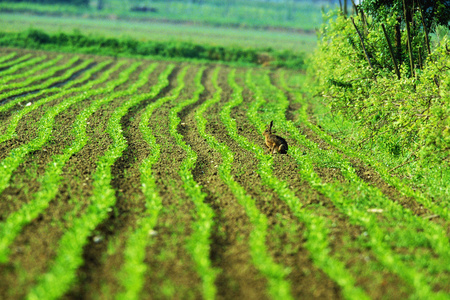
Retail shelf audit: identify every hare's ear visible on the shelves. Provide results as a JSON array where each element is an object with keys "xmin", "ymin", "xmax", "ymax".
[{"xmin": 269, "ymin": 121, "xmax": 273, "ymax": 131}]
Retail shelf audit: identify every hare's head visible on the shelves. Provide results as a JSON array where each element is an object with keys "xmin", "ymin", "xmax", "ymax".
[{"xmin": 263, "ymin": 121, "xmax": 273, "ymax": 137}]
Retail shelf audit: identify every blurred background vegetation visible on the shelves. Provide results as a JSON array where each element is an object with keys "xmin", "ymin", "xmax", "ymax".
[{"xmin": 0, "ymin": 0, "xmax": 339, "ymax": 67}]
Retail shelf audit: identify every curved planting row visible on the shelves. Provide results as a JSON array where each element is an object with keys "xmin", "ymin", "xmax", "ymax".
[
  {"xmin": 26, "ymin": 61, "xmax": 165, "ymax": 300},
  {"xmin": 0, "ymin": 59, "xmax": 113, "ymax": 143},
  {"xmin": 116, "ymin": 64, "xmax": 183, "ymax": 300},
  {"xmin": 196, "ymin": 67, "xmax": 293, "ymax": 299},
  {"xmin": 0, "ymin": 55, "xmax": 87, "ymax": 101},
  {"xmin": 248, "ymin": 70, "xmax": 449, "ymax": 298},
  {"xmin": 237, "ymin": 70, "xmax": 369, "ymax": 299},
  {"xmin": 279, "ymin": 71, "xmax": 450, "ymax": 223},
  {"xmin": 0, "ymin": 53, "xmax": 32, "ymax": 70},
  {"xmin": 168, "ymin": 67, "xmax": 218, "ymax": 300},
  {"xmin": 0, "ymin": 59, "xmax": 128, "ymax": 196},
  {"xmin": 0, "ymin": 48, "xmax": 448, "ymax": 299},
  {"xmin": 0, "ymin": 60, "xmax": 135, "ymax": 263},
  {"xmin": 0, "ymin": 55, "xmax": 47, "ymax": 81},
  {"xmin": 0, "ymin": 52, "xmax": 18, "ymax": 65}
]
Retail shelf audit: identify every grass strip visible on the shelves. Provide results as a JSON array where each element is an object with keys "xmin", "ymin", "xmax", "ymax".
[
  {"xmin": 116, "ymin": 64, "xmax": 184, "ymax": 300},
  {"xmin": 168, "ymin": 66, "xmax": 217, "ymax": 300},
  {"xmin": 0, "ymin": 54, "xmax": 47, "ymax": 80},
  {"xmin": 225, "ymin": 69, "xmax": 368, "ymax": 300},
  {"xmin": 197, "ymin": 67, "xmax": 293, "ymax": 299},
  {"xmin": 0, "ymin": 60, "xmax": 137, "ymax": 263},
  {"xmin": 254, "ymin": 70, "xmax": 449, "ymax": 299},
  {"xmin": 26, "ymin": 62, "xmax": 160, "ymax": 300}
]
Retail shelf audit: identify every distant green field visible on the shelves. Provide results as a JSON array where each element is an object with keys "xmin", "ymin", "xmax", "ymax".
[
  {"xmin": 0, "ymin": 13, "xmax": 317, "ymax": 53},
  {"xmin": 0, "ymin": 0, "xmax": 329, "ymax": 30}
]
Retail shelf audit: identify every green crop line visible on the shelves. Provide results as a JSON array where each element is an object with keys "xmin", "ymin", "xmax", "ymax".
[
  {"xmin": 0, "ymin": 53, "xmax": 32, "ymax": 70},
  {"xmin": 276, "ymin": 72, "xmax": 450, "ymax": 268},
  {"xmin": 196, "ymin": 67, "xmax": 292, "ymax": 299},
  {"xmin": 0, "ymin": 59, "xmax": 111, "ymax": 145},
  {"xmin": 116, "ymin": 64, "xmax": 182, "ymax": 300},
  {"xmin": 0, "ymin": 60, "xmax": 137, "ymax": 263},
  {"xmin": 0, "ymin": 55, "xmax": 65, "ymax": 107},
  {"xmin": 26, "ymin": 62, "xmax": 162, "ymax": 300},
  {"xmin": 225, "ymin": 69, "xmax": 368, "ymax": 300},
  {"xmin": 0, "ymin": 52, "xmax": 17, "ymax": 64},
  {"xmin": 0, "ymin": 55, "xmax": 82, "ymax": 98},
  {"xmin": 0, "ymin": 54, "xmax": 47, "ymax": 81},
  {"xmin": 168, "ymin": 66, "xmax": 217, "ymax": 300},
  {"xmin": 0, "ymin": 58, "xmax": 110, "ymax": 115},
  {"xmin": 0, "ymin": 59, "xmax": 129, "ymax": 195},
  {"xmin": 251, "ymin": 70, "xmax": 450, "ymax": 299},
  {"xmin": 280, "ymin": 71, "xmax": 450, "ymax": 223}
]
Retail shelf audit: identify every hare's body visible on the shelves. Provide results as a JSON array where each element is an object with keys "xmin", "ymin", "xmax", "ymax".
[{"xmin": 263, "ymin": 121, "xmax": 288, "ymax": 154}]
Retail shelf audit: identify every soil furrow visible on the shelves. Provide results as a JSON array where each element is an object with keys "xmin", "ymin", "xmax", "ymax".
[
  {"xmin": 67, "ymin": 63, "xmax": 175, "ymax": 299},
  {"xmin": 181, "ymin": 66, "xmax": 271, "ymax": 299},
  {"xmin": 139, "ymin": 65, "xmax": 203, "ymax": 299},
  {"xmin": 268, "ymin": 70, "xmax": 445, "ymax": 297},
  {"xmin": 0, "ymin": 59, "xmax": 141, "ymax": 299},
  {"xmin": 230, "ymin": 70, "xmax": 345, "ymax": 299}
]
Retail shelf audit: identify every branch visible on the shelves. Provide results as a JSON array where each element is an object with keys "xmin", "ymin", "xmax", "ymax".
[
  {"xmin": 388, "ymin": 155, "xmax": 419, "ymax": 173},
  {"xmin": 381, "ymin": 23, "xmax": 401, "ymax": 79},
  {"xmin": 350, "ymin": 17, "xmax": 374, "ymax": 70}
]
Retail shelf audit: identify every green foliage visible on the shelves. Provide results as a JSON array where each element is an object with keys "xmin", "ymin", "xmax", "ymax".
[
  {"xmin": 0, "ymin": 0, "xmax": 88, "ymax": 6},
  {"xmin": 255, "ymin": 69, "xmax": 450, "ymax": 298},
  {"xmin": 311, "ymin": 8, "xmax": 450, "ymax": 167},
  {"xmin": 0, "ymin": 0, "xmax": 325, "ymax": 30},
  {"xmin": 0, "ymin": 59, "xmax": 123, "ymax": 263},
  {"xmin": 0, "ymin": 28, "xmax": 305, "ymax": 69},
  {"xmin": 361, "ymin": 0, "xmax": 450, "ymax": 30},
  {"xmin": 243, "ymin": 70, "xmax": 370, "ymax": 300}
]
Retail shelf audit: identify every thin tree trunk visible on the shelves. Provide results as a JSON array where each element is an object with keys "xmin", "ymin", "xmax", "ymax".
[
  {"xmin": 351, "ymin": 17, "xmax": 373, "ymax": 70},
  {"xmin": 382, "ymin": 24, "xmax": 401, "ymax": 79},
  {"xmin": 402, "ymin": 0, "xmax": 415, "ymax": 77}
]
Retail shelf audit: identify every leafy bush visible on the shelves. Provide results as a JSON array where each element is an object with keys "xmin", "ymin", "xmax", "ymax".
[{"xmin": 311, "ymin": 7, "xmax": 450, "ymax": 166}]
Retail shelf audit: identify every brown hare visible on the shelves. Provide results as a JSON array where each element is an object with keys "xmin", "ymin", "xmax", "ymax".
[{"xmin": 263, "ymin": 121, "xmax": 288, "ymax": 154}]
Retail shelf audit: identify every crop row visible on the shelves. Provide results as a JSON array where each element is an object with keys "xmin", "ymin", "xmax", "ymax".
[
  {"xmin": 239, "ymin": 70, "xmax": 369, "ymax": 299},
  {"xmin": 168, "ymin": 67, "xmax": 218, "ymax": 300},
  {"xmin": 26, "ymin": 61, "xmax": 164, "ymax": 299},
  {"xmin": 0, "ymin": 59, "xmax": 112, "ymax": 144},
  {"xmin": 117, "ymin": 63, "xmax": 182, "ymax": 299},
  {"xmin": 0, "ymin": 51, "xmax": 18, "ymax": 65},
  {"xmin": 0, "ymin": 56, "xmax": 448, "ymax": 298},
  {"xmin": 0, "ymin": 59, "xmax": 133, "ymax": 262},
  {"xmin": 249, "ymin": 70, "xmax": 450, "ymax": 298},
  {"xmin": 0, "ymin": 54, "xmax": 47, "ymax": 82},
  {"xmin": 0, "ymin": 55, "xmax": 82, "ymax": 98},
  {"xmin": 0, "ymin": 59, "xmax": 125, "ymax": 196},
  {"xmin": 0, "ymin": 52, "xmax": 31, "ymax": 69},
  {"xmin": 196, "ymin": 68, "xmax": 293, "ymax": 299}
]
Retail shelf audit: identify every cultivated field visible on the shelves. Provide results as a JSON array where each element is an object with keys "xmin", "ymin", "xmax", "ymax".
[{"xmin": 0, "ymin": 48, "xmax": 449, "ymax": 299}]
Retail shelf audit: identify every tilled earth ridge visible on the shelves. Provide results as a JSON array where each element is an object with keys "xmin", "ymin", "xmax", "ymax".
[{"xmin": 0, "ymin": 48, "xmax": 449, "ymax": 299}]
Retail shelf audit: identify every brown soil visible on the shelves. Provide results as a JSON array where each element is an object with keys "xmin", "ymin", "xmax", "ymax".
[{"xmin": 0, "ymin": 48, "xmax": 449, "ymax": 300}]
